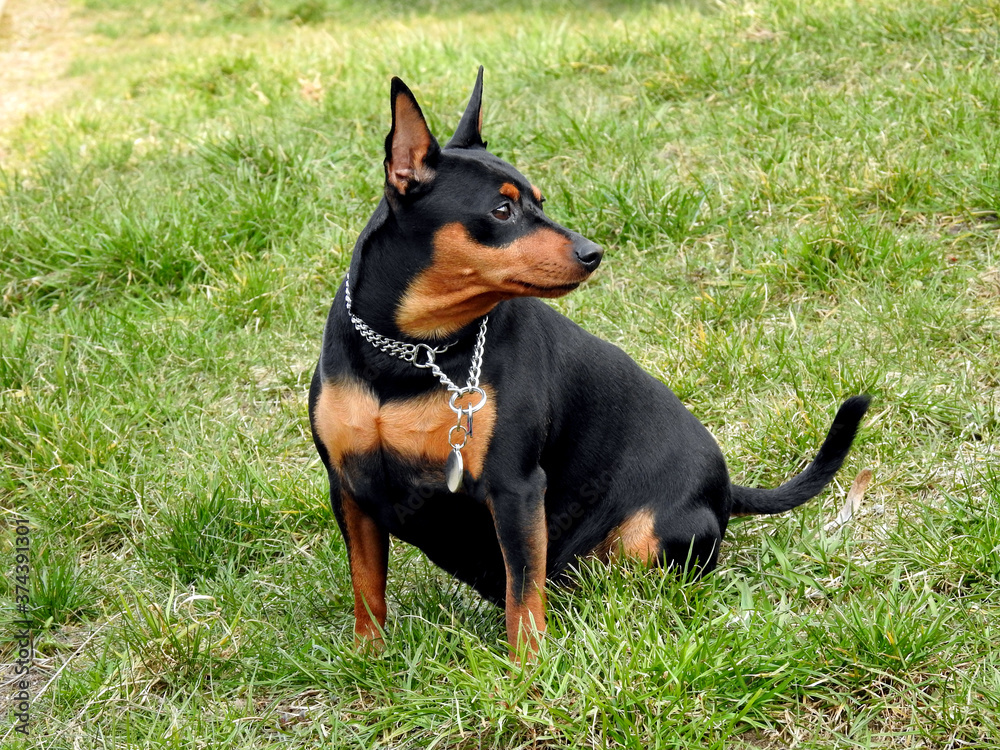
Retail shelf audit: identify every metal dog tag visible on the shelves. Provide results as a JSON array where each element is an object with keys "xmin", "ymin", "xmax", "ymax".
[{"xmin": 445, "ymin": 447, "xmax": 464, "ymax": 493}]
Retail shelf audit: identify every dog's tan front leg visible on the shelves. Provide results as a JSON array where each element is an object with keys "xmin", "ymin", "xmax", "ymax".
[
  {"xmin": 492, "ymin": 495, "xmax": 548, "ymax": 662},
  {"xmin": 341, "ymin": 491, "xmax": 389, "ymax": 649}
]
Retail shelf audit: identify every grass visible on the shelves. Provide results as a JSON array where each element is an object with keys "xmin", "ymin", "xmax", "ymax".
[{"xmin": 1, "ymin": 0, "xmax": 998, "ymax": 746}]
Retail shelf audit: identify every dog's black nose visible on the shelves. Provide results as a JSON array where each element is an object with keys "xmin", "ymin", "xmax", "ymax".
[{"xmin": 573, "ymin": 237, "xmax": 604, "ymax": 272}]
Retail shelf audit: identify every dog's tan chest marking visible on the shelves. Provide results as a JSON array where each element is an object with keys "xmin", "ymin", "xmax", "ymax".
[
  {"xmin": 396, "ymin": 222, "xmax": 579, "ymax": 339},
  {"xmin": 314, "ymin": 378, "xmax": 496, "ymax": 477}
]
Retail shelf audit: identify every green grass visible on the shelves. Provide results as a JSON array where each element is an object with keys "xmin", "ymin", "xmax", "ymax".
[{"xmin": 2, "ymin": 0, "xmax": 999, "ymax": 746}]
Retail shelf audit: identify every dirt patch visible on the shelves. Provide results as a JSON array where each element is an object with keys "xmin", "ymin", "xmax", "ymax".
[{"xmin": 0, "ymin": 0, "xmax": 86, "ymax": 150}]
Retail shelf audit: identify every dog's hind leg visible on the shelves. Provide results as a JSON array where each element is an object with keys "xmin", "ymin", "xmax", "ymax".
[
  {"xmin": 656, "ymin": 506, "xmax": 724, "ymax": 578},
  {"xmin": 595, "ymin": 507, "xmax": 662, "ymax": 565},
  {"xmin": 597, "ymin": 504, "xmax": 723, "ymax": 577}
]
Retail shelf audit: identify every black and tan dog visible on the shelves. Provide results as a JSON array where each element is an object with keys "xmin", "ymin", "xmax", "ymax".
[{"xmin": 309, "ymin": 68, "xmax": 869, "ymax": 658}]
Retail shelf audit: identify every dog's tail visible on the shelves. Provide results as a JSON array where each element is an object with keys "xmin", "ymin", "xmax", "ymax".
[{"xmin": 730, "ymin": 395, "xmax": 871, "ymax": 516}]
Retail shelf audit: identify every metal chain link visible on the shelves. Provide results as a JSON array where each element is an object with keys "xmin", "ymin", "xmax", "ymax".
[{"xmin": 344, "ymin": 270, "xmax": 488, "ymax": 396}]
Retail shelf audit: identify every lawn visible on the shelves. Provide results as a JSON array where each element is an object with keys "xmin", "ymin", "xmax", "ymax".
[{"xmin": 1, "ymin": 0, "xmax": 998, "ymax": 747}]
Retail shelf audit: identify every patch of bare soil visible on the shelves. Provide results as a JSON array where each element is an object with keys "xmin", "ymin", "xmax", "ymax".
[{"xmin": 0, "ymin": 0, "xmax": 86, "ymax": 153}]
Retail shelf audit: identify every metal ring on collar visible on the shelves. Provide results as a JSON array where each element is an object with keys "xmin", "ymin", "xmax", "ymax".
[
  {"xmin": 449, "ymin": 387, "xmax": 487, "ymax": 414},
  {"xmin": 410, "ymin": 344, "xmax": 438, "ymax": 368},
  {"xmin": 448, "ymin": 424, "xmax": 469, "ymax": 449}
]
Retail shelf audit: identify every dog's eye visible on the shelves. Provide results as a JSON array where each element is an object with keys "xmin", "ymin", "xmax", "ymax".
[{"xmin": 491, "ymin": 203, "xmax": 512, "ymax": 221}]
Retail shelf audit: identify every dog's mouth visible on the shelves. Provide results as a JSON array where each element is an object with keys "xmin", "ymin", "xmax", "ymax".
[{"xmin": 506, "ymin": 279, "xmax": 583, "ymax": 296}]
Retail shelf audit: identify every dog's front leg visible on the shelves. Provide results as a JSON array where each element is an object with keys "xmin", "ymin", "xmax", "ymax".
[
  {"xmin": 490, "ymin": 473, "xmax": 548, "ymax": 661},
  {"xmin": 337, "ymin": 490, "xmax": 389, "ymax": 649}
]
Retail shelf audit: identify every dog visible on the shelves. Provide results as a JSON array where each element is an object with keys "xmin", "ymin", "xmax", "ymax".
[{"xmin": 309, "ymin": 67, "xmax": 870, "ymax": 659}]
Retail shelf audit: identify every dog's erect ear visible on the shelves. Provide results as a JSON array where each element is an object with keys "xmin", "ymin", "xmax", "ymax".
[
  {"xmin": 384, "ymin": 77, "xmax": 440, "ymax": 195},
  {"xmin": 446, "ymin": 66, "xmax": 486, "ymax": 150}
]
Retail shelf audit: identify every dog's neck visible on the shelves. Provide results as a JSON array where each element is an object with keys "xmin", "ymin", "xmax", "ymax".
[
  {"xmin": 345, "ymin": 201, "xmax": 493, "ymax": 346},
  {"xmin": 342, "ymin": 262, "xmax": 493, "ymax": 393}
]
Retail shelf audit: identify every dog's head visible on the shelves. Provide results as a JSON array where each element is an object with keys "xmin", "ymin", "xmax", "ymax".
[{"xmin": 377, "ymin": 68, "xmax": 603, "ymax": 340}]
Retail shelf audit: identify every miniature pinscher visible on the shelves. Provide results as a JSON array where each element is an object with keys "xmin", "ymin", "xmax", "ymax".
[{"xmin": 309, "ymin": 68, "xmax": 870, "ymax": 658}]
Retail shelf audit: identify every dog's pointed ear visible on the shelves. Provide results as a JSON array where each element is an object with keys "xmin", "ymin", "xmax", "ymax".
[
  {"xmin": 446, "ymin": 66, "xmax": 486, "ymax": 150},
  {"xmin": 384, "ymin": 77, "xmax": 440, "ymax": 195}
]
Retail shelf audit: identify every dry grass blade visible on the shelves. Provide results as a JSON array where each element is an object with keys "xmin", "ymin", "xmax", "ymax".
[{"xmin": 824, "ymin": 469, "xmax": 874, "ymax": 533}]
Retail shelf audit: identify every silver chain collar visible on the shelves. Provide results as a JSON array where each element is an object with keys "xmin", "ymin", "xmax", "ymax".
[
  {"xmin": 344, "ymin": 271, "xmax": 489, "ymax": 492},
  {"xmin": 344, "ymin": 270, "xmax": 455, "ymax": 365}
]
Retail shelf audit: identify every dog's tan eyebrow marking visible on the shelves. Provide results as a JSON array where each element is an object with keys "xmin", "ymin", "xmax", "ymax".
[
  {"xmin": 499, "ymin": 183, "xmax": 520, "ymax": 202},
  {"xmin": 531, "ymin": 184, "xmax": 543, "ymax": 202}
]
